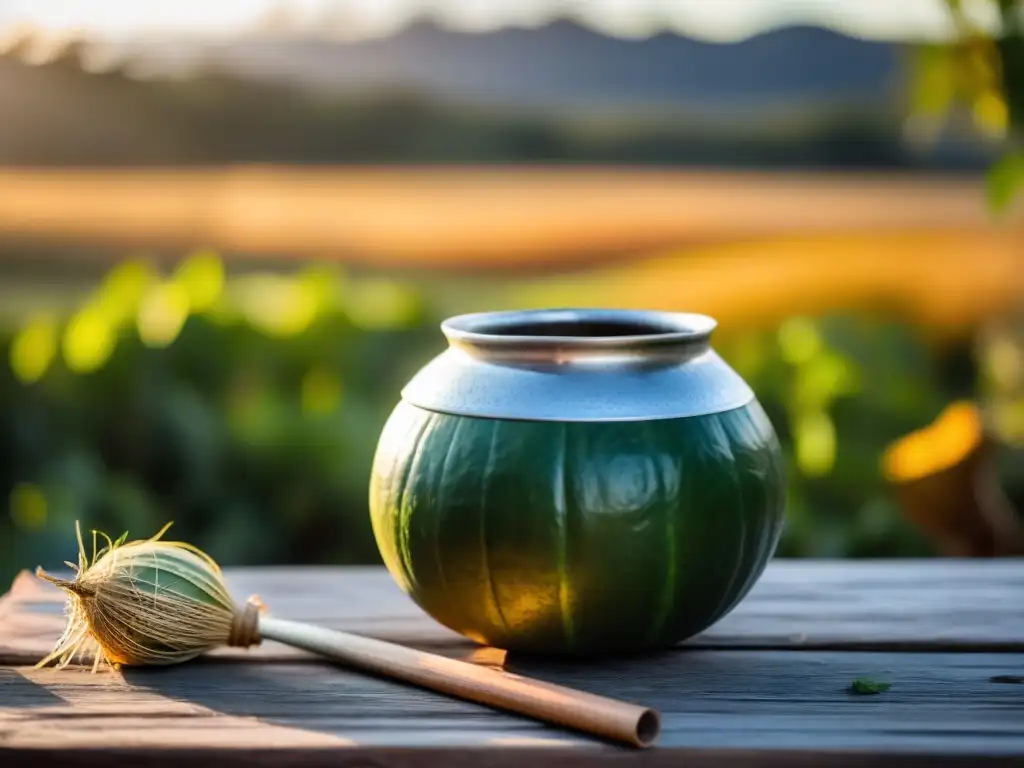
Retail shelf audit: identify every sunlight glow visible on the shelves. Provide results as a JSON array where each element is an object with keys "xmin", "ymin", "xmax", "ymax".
[
  {"xmin": 63, "ymin": 305, "xmax": 117, "ymax": 374},
  {"xmin": 95, "ymin": 258, "xmax": 156, "ymax": 323},
  {"xmin": 795, "ymin": 410, "xmax": 837, "ymax": 477},
  {"xmin": 10, "ymin": 314, "xmax": 57, "ymax": 385},
  {"xmin": 232, "ymin": 273, "xmax": 320, "ymax": 338},
  {"xmin": 137, "ymin": 282, "xmax": 190, "ymax": 348},
  {"xmin": 173, "ymin": 249, "xmax": 225, "ymax": 313},
  {"xmin": 777, "ymin": 317, "xmax": 823, "ymax": 367},
  {"xmin": 344, "ymin": 279, "xmax": 420, "ymax": 331},
  {"xmin": 0, "ymin": 0, "xmax": 987, "ymax": 44}
]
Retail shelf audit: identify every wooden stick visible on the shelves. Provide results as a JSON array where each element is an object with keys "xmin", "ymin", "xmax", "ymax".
[{"xmin": 257, "ymin": 615, "xmax": 660, "ymax": 748}]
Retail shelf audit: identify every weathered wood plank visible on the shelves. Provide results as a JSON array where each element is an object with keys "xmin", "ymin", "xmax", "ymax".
[
  {"xmin": 2, "ymin": 750, "xmax": 1020, "ymax": 768},
  {"xmin": 2, "ymin": 561, "xmax": 1022, "ymax": 665},
  {"xmin": 1, "ymin": 651, "xmax": 1022, "ymax": 763}
]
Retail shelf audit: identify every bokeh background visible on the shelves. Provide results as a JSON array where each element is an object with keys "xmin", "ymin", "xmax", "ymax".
[{"xmin": 1, "ymin": 0, "xmax": 1022, "ymax": 587}]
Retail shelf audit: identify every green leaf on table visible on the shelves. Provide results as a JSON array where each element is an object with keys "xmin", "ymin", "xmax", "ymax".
[
  {"xmin": 849, "ymin": 678, "xmax": 892, "ymax": 695},
  {"xmin": 986, "ymin": 151, "xmax": 1024, "ymax": 213}
]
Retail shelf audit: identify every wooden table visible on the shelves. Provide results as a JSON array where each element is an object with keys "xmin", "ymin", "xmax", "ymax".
[{"xmin": 1, "ymin": 561, "xmax": 1022, "ymax": 766}]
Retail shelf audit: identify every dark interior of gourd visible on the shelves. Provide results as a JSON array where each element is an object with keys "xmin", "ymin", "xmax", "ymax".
[{"xmin": 484, "ymin": 319, "xmax": 675, "ymax": 338}]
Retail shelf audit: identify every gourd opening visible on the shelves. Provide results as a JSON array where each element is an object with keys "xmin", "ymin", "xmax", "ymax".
[
  {"xmin": 485, "ymin": 319, "xmax": 675, "ymax": 338},
  {"xmin": 441, "ymin": 308, "xmax": 715, "ymax": 364}
]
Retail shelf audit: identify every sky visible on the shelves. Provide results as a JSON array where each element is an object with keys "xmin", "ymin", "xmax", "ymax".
[{"xmin": 0, "ymin": 0, "xmax": 1002, "ymax": 44}]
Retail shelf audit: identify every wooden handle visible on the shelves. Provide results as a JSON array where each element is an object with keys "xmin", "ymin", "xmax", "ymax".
[{"xmin": 257, "ymin": 615, "xmax": 660, "ymax": 748}]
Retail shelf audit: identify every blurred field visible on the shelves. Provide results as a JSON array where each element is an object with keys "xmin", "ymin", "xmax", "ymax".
[
  {"xmin": 0, "ymin": 167, "xmax": 1017, "ymax": 271},
  {"xmin": 509, "ymin": 230, "xmax": 1024, "ymax": 341}
]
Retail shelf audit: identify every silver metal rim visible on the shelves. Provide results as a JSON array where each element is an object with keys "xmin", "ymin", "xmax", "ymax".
[
  {"xmin": 400, "ymin": 308, "xmax": 754, "ymax": 422},
  {"xmin": 441, "ymin": 308, "xmax": 717, "ymax": 355}
]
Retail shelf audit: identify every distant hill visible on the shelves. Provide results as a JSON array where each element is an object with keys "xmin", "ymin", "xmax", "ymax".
[
  {"xmin": 139, "ymin": 19, "xmax": 903, "ymax": 113},
  {"xmin": 0, "ymin": 21, "xmax": 996, "ymax": 170}
]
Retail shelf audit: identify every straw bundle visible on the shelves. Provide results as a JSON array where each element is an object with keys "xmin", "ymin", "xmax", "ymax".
[{"xmin": 36, "ymin": 522, "xmax": 259, "ymax": 670}]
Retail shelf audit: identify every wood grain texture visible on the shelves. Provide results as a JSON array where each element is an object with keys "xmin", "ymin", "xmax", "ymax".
[
  {"xmin": 3, "ymin": 562, "xmax": 1022, "ymax": 764},
  {"xmin": 1, "ymin": 652, "xmax": 1022, "ymax": 762},
  {"xmin": 2, "ymin": 561, "xmax": 1022, "ymax": 666}
]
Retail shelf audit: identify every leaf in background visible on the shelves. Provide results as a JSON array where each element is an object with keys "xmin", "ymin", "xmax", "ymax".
[
  {"xmin": 995, "ymin": 0, "xmax": 1024, "ymax": 128},
  {"xmin": 849, "ymin": 678, "xmax": 892, "ymax": 695},
  {"xmin": 987, "ymin": 151, "xmax": 1024, "ymax": 213}
]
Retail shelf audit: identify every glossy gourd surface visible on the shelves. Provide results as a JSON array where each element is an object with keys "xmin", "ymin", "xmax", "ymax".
[{"xmin": 369, "ymin": 400, "xmax": 786, "ymax": 656}]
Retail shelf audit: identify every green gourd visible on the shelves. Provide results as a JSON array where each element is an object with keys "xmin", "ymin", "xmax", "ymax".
[{"xmin": 369, "ymin": 398, "xmax": 785, "ymax": 656}]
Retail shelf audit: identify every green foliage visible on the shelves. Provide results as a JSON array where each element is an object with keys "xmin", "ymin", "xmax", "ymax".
[
  {"xmin": 910, "ymin": 1, "xmax": 1024, "ymax": 210},
  {"xmin": 0, "ymin": 257, "xmax": 442, "ymax": 586},
  {"xmin": 987, "ymin": 150, "xmax": 1024, "ymax": 210},
  {"xmin": 3, "ymin": 253, "xmax": 1009, "ymax": 588},
  {"xmin": 717, "ymin": 316, "xmax": 951, "ymax": 559},
  {"xmin": 849, "ymin": 678, "xmax": 892, "ymax": 695}
]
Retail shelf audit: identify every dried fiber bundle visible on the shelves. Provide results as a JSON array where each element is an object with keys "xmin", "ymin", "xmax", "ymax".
[{"xmin": 36, "ymin": 521, "xmax": 260, "ymax": 670}]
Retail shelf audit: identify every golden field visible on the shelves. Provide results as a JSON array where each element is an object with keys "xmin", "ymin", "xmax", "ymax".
[{"xmin": 0, "ymin": 166, "xmax": 1020, "ymax": 339}]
